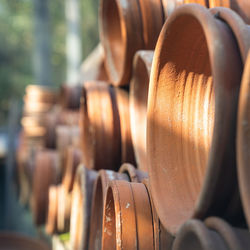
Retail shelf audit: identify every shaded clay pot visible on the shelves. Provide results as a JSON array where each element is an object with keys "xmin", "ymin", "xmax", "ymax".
[
  {"xmin": 88, "ymin": 170, "xmax": 129, "ymax": 250},
  {"xmin": 60, "ymin": 84, "xmax": 82, "ymax": 110},
  {"xmin": 80, "ymin": 81, "xmax": 121, "ymax": 170},
  {"xmin": 31, "ymin": 150, "xmax": 60, "ymax": 225},
  {"xmin": 69, "ymin": 165, "xmax": 97, "ymax": 250},
  {"xmin": 147, "ymin": 4, "xmax": 248, "ymax": 234},
  {"xmin": 130, "ymin": 50, "xmax": 154, "ymax": 171}
]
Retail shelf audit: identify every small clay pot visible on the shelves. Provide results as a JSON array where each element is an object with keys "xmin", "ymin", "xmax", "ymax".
[
  {"xmin": 114, "ymin": 88, "xmax": 135, "ymax": 165},
  {"xmin": 60, "ymin": 84, "xmax": 82, "ymax": 110},
  {"xmin": 130, "ymin": 50, "xmax": 154, "ymax": 171},
  {"xmin": 69, "ymin": 165, "xmax": 97, "ymax": 250},
  {"xmin": 102, "ymin": 180, "xmax": 154, "ymax": 250},
  {"xmin": 147, "ymin": 4, "xmax": 247, "ymax": 234},
  {"xmin": 237, "ymin": 52, "xmax": 250, "ymax": 227},
  {"xmin": 62, "ymin": 146, "xmax": 82, "ymax": 192},
  {"xmin": 31, "ymin": 150, "xmax": 60, "ymax": 225},
  {"xmin": 209, "ymin": 0, "xmax": 250, "ymax": 24},
  {"xmin": 80, "ymin": 81, "xmax": 121, "ymax": 170},
  {"xmin": 88, "ymin": 170, "xmax": 129, "ymax": 250},
  {"xmin": 119, "ymin": 163, "xmax": 148, "ymax": 182},
  {"xmin": 46, "ymin": 185, "xmax": 58, "ymax": 235},
  {"xmin": 0, "ymin": 232, "xmax": 50, "ymax": 250}
]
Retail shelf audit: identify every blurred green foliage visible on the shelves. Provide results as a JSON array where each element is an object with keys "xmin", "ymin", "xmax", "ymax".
[{"xmin": 0, "ymin": 0, "xmax": 99, "ymax": 126}]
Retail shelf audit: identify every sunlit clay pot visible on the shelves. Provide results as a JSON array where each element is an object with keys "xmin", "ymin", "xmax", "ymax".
[
  {"xmin": 69, "ymin": 165, "xmax": 97, "ymax": 250},
  {"xmin": 80, "ymin": 82, "xmax": 121, "ymax": 170},
  {"xmin": 147, "ymin": 4, "xmax": 246, "ymax": 234},
  {"xmin": 130, "ymin": 50, "xmax": 154, "ymax": 171},
  {"xmin": 119, "ymin": 163, "xmax": 148, "ymax": 182},
  {"xmin": 0, "ymin": 232, "xmax": 50, "ymax": 250},
  {"xmin": 88, "ymin": 170, "xmax": 129, "ymax": 250},
  {"xmin": 114, "ymin": 88, "xmax": 135, "ymax": 165},
  {"xmin": 62, "ymin": 146, "xmax": 82, "ymax": 192},
  {"xmin": 209, "ymin": 0, "xmax": 250, "ymax": 24},
  {"xmin": 32, "ymin": 150, "xmax": 60, "ymax": 225},
  {"xmin": 102, "ymin": 180, "xmax": 154, "ymax": 250},
  {"xmin": 99, "ymin": 0, "xmax": 163, "ymax": 86},
  {"xmin": 237, "ymin": 52, "xmax": 250, "ymax": 228}
]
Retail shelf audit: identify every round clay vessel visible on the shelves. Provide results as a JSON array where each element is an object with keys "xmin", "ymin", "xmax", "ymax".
[
  {"xmin": 147, "ymin": 4, "xmax": 245, "ymax": 234},
  {"xmin": 88, "ymin": 170, "xmax": 129, "ymax": 250},
  {"xmin": 102, "ymin": 180, "xmax": 154, "ymax": 250},
  {"xmin": 80, "ymin": 81, "xmax": 121, "ymax": 170},
  {"xmin": 32, "ymin": 150, "xmax": 60, "ymax": 225},
  {"xmin": 130, "ymin": 50, "xmax": 154, "ymax": 171},
  {"xmin": 69, "ymin": 165, "xmax": 97, "ymax": 250}
]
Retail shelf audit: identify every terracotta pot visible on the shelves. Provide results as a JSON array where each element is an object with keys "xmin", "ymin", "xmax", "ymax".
[
  {"xmin": 31, "ymin": 150, "xmax": 60, "ymax": 225},
  {"xmin": 209, "ymin": 0, "xmax": 250, "ymax": 24},
  {"xmin": 130, "ymin": 50, "xmax": 154, "ymax": 171},
  {"xmin": 88, "ymin": 170, "xmax": 129, "ymax": 250},
  {"xmin": 143, "ymin": 179, "xmax": 174, "ymax": 250},
  {"xmin": 114, "ymin": 88, "xmax": 136, "ymax": 165},
  {"xmin": 80, "ymin": 43, "xmax": 108, "ymax": 82},
  {"xmin": 80, "ymin": 82, "xmax": 121, "ymax": 170},
  {"xmin": 60, "ymin": 84, "xmax": 82, "ymax": 110},
  {"xmin": 205, "ymin": 217, "xmax": 250, "ymax": 249},
  {"xmin": 62, "ymin": 146, "xmax": 82, "ymax": 192},
  {"xmin": 0, "ymin": 232, "xmax": 50, "ymax": 250},
  {"xmin": 147, "ymin": 4, "xmax": 247, "ymax": 234},
  {"xmin": 46, "ymin": 185, "xmax": 58, "ymax": 235},
  {"xmin": 237, "ymin": 52, "xmax": 250, "ymax": 227},
  {"xmin": 69, "ymin": 165, "xmax": 97, "ymax": 250},
  {"xmin": 57, "ymin": 185, "xmax": 72, "ymax": 233},
  {"xmin": 102, "ymin": 180, "xmax": 154, "ymax": 250},
  {"xmin": 99, "ymin": 0, "xmax": 163, "ymax": 86},
  {"xmin": 119, "ymin": 163, "xmax": 148, "ymax": 182}
]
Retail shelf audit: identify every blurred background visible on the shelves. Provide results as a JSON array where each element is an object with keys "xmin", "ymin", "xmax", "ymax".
[{"xmin": 0, "ymin": 0, "xmax": 98, "ymax": 240}]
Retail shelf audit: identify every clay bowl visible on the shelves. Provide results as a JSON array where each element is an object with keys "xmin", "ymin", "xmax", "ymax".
[
  {"xmin": 0, "ymin": 232, "xmax": 50, "ymax": 250},
  {"xmin": 62, "ymin": 146, "xmax": 82, "ymax": 192},
  {"xmin": 147, "ymin": 4, "xmax": 246, "ymax": 234},
  {"xmin": 130, "ymin": 50, "xmax": 154, "ymax": 171},
  {"xmin": 119, "ymin": 163, "xmax": 148, "ymax": 182},
  {"xmin": 237, "ymin": 52, "xmax": 250, "ymax": 227},
  {"xmin": 60, "ymin": 84, "xmax": 82, "ymax": 110},
  {"xmin": 88, "ymin": 170, "xmax": 129, "ymax": 250},
  {"xmin": 99, "ymin": 0, "xmax": 163, "ymax": 86},
  {"xmin": 209, "ymin": 0, "xmax": 250, "ymax": 24},
  {"xmin": 46, "ymin": 185, "xmax": 58, "ymax": 235},
  {"xmin": 142, "ymin": 179, "xmax": 174, "ymax": 250},
  {"xmin": 80, "ymin": 81, "xmax": 121, "ymax": 170},
  {"xmin": 114, "ymin": 88, "xmax": 135, "ymax": 165},
  {"xmin": 69, "ymin": 165, "xmax": 97, "ymax": 250},
  {"xmin": 102, "ymin": 180, "xmax": 154, "ymax": 250},
  {"xmin": 31, "ymin": 150, "xmax": 60, "ymax": 225}
]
